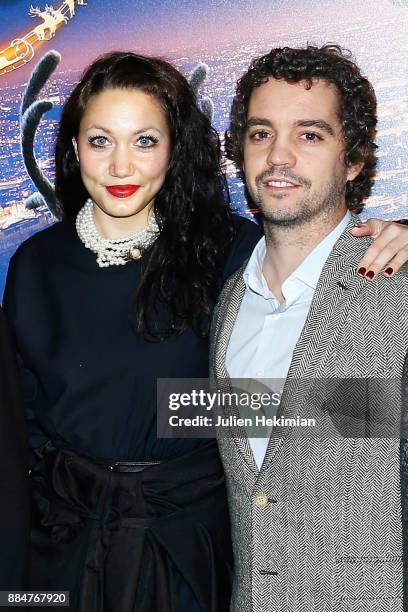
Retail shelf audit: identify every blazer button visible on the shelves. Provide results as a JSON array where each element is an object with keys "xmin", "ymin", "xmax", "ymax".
[{"xmin": 254, "ymin": 492, "xmax": 268, "ymax": 509}]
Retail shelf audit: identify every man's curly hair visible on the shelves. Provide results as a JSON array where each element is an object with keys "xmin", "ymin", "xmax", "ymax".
[{"xmin": 225, "ymin": 45, "xmax": 378, "ymax": 213}]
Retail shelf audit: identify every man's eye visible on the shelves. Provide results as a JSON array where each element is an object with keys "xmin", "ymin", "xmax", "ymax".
[
  {"xmin": 137, "ymin": 135, "xmax": 159, "ymax": 148},
  {"xmin": 88, "ymin": 136, "xmax": 109, "ymax": 148},
  {"xmin": 301, "ymin": 132, "xmax": 322, "ymax": 142},
  {"xmin": 249, "ymin": 130, "xmax": 270, "ymax": 141}
]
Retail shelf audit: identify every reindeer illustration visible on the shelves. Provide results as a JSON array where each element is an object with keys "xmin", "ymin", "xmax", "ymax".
[
  {"xmin": 64, "ymin": 0, "xmax": 76, "ymax": 18},
  {"xmin": 29, "ymin": 5, "xmax": 59, "ymax": 40},
  {"xmin": 45, "ymin": 5, "xmax": 69, "ymax": 27}
]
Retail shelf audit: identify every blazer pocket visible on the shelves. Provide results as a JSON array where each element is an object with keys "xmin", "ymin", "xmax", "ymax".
[{"xmin": 334, "ymin": 556, "xmax": 403, "ymax": 602}]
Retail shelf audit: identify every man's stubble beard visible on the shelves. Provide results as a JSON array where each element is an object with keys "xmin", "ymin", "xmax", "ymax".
[{"xmin": 250, "ymin": 167, "xmax": 348, "ymax": 231}]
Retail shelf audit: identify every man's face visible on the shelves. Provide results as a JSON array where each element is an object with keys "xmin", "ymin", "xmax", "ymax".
[{"xmin": 243, "ymin": 77, "xmax": 362, "ymax": 227}]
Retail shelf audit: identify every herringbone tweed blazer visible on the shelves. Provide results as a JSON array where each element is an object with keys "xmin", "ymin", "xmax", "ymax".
[{"xmin": 210, "ymin": 221, "xmax": 408, "ymax": 612}]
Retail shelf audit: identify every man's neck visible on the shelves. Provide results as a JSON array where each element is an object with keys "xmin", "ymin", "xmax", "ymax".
[{"xmin": 262, "ymin": 209, "xmax": 348, "ymax": 303}]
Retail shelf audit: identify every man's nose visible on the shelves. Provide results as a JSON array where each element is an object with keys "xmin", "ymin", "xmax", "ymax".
[{"xmin": 265, "ymin": 136, "xmax": 296, "ymax": 168}]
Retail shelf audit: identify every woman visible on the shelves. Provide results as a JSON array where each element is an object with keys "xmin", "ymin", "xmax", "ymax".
[
  {"xmin": 3, "ymin": 51, "xmax": 262, "ymax": 611},
  {"xmin": 3, "ymin": 51, "xmax": 408, "ymax": 611}
]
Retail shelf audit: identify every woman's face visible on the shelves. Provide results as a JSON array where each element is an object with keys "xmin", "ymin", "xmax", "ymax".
[{"xmin": 74, "ymin": 87, "xmax": 171, "ymax": 237}]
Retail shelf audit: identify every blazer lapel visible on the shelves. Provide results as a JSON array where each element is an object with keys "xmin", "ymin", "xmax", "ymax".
[{"xmin": 214, "ymin": 267, "xmax": 259, "ymax": 474}]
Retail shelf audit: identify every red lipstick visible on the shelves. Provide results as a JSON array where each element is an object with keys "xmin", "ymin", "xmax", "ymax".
[{"xmin": 106, "ymin": 185, "xmax": 140, "ymax": 198}]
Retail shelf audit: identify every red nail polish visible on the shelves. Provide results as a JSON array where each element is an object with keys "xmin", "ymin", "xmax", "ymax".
[
  {"xmin": 366, "ymin": 270, "xmax": 375, "ymax": 280},
  {"xmin": 357, "ymin": 267, "xmax": 366, "ymax": 276},
  {"xmin": 384, "ymin": 267, "xmax": 394, "ymax": 276}
]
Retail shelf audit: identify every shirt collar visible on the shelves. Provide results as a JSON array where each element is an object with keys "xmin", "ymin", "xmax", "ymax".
[
  {"xmin": 244, "ymin": 211, "xmax": 351, "ymax": 298},
  {"xmin": 292, "ymin": 211, "xmax": 351, "ymax": 290}
]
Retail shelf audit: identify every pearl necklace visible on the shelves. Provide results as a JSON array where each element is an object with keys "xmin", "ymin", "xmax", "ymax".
[{"xmin": 76, "ymin": 199, "xmax": 159, "ymax": 267}]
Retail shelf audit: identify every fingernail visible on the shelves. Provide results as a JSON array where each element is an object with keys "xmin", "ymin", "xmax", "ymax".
[
  {"xmin": 357, "ymin": 267, "xmax": 366, "ymax": 276},
  {"xmin": 384, "ymin": 267, "xmax": 394, "ymax": 276},
  {"xmin": 365, "ymin": 270, "xmax": 375, "ymax": 280}
]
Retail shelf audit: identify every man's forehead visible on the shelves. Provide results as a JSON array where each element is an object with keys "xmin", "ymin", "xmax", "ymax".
[{"xmin": 247, "ymin": 77, "xmax": 340, "ymax": 120}]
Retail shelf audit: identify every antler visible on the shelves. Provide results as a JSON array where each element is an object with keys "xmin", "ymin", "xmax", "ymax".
[
  {"xmin": 188, "ymin": 63, "xmax": 214, "ymax": 122},
  {"xmin": 20, "ymin": 51, "xmax": 62, "ymax": 218}
]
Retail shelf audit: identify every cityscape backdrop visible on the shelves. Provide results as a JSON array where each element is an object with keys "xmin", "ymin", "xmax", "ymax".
[{"xmin": 0, "ymin": 0, "xmax": 407, "ymax": 296}]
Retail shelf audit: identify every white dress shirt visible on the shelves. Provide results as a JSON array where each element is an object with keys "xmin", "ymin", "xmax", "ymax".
[{"xmin": 226, "ymin": 212, "xmax": 351, "ymax": 469}]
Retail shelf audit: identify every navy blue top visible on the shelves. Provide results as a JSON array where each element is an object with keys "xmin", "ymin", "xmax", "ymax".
[{"xmin": 4, "ymin": 215, "xmax": 262, "ymax": 462}]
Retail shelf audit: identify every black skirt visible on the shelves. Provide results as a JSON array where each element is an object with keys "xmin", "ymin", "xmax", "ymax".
[{"xmin": 28, "ymin": 442, "xmax": 233, "ymax": 611}]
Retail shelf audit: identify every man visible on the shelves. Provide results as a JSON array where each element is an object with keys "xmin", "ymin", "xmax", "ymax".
[
  {"xmin": 210, "ymin": 45, "xmax": 408, "ymax": 611},
  {"xmin": 0, "ymin": 307, "xmax": 29, "ymax": 591}
]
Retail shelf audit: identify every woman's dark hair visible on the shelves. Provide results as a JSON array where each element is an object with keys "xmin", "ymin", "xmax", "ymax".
[
  {"xmin": 225, "ymin": 44, "xmax": 378, "ymax": 213},
  {"xmin": 55, "ymin": 51, "xmax": 235, "ymax": 339}
]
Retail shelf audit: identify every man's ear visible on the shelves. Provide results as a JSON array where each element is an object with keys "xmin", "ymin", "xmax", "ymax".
[
  {"xmin": 72, "ymin": 138, "xmax": 79, "ymax": 162},
  {"xmin": 346, "ymin": 161, "xmax": 364, "ymax": 182}
]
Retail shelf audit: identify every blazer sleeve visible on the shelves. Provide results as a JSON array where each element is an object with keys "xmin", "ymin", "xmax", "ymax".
[{"xmin": 401, "ymin": 352, "xmax": 408, "ymax": 610}]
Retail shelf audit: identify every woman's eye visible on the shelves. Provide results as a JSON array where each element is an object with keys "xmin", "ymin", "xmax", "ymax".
[
  {"xmin": 137, "ymin": 135, "xmax": 158, "ymax": 148},
  {"xmin": 301, "ymin": 132, "xmax": 322, "ymax": 142},
  {"xmin": 88, "ymin": 136, "xmax": 109, "ymax": 148}
]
